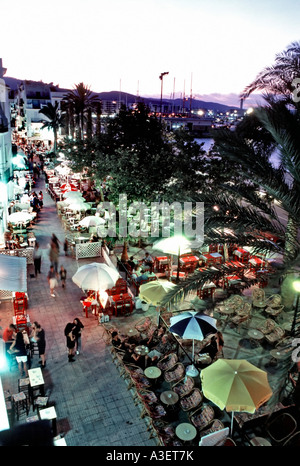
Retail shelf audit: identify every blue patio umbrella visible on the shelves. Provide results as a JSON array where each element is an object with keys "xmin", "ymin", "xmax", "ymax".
[{"xmin": 169, "ymin": 310, "xmax": 217, "ymax": 376}]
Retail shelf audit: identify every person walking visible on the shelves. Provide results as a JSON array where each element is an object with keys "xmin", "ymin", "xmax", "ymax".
[
  {"xmin": 64, "ymin": 322, "xmax": 76, "ymax": 362},
  {"xmin": 59, "ymin": 265, "xmax": 67, "ymax": 288},
  {"xmin": 49, "ymin": 235, "xmax": 59, "ymax": 273},
  {"xmin": 8, "ymin": 331, "xmax": 28, "ymax": 376},
  {"xmin": 33, "ymin": 242, "xmax": 42, "ymax": 277},
  {"xmin": 31, "ymin": 321, "xmax": 46, "ymax": 369},
  {"xmin": 47, "ymin": 265, "xmax": 58, "ymax": 297},
  {"xmin": 72, "ymin": 318, "xmax": 84, "ymax": 355}
]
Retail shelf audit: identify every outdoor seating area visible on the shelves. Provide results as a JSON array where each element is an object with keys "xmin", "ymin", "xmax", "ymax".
[{"xmin": 0, "ymin": 142, "xmax": 299, "ymax": 448}]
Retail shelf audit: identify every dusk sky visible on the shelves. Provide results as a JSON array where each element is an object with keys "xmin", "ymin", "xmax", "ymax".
[{"xmin": 1, "ymin": 0, "xmax": 300, "ymax": 107}]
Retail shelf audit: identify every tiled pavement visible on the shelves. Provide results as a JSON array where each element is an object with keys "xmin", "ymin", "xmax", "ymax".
[
  {"xmin": 0, "ymin": 174, "xmax": 296, "ymax": 447},
  {"xmin": 0, "ymin": 175, "xmax": 157, "ymax": 447}
]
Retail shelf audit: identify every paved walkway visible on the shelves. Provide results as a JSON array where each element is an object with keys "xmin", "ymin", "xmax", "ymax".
[{"xmin": 1, "ymin": 174, "xmax": 157, "ymax": 446}]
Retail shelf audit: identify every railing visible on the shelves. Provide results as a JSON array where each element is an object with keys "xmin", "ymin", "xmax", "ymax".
[
  {"xmin": 75, "ymin": 241, "xmax": 102, "ymax": 260},
  {"xmin": 0, "ymin": 247, "xmax": 34, "ymax": 265}
]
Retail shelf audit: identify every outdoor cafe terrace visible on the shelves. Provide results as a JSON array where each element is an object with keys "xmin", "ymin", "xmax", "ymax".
[{"xmin": 0, "ymin": 157, "xmax": 300, "ymax": 447}]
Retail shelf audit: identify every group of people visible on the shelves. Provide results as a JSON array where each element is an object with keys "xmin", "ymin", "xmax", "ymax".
[
  {"xmin": 111, "ymin": 324, "xmax": 177, "ymax": 369},
  {"xmin": 64, "ymin": 318, "xmax": 84, "ymax": 362},
  {"xmin": 30, "ymin": 190, "xmax": 43, "ymax": 213},
  {"xmin": 3, "ymin": 320, "xmax": 46, "ymax": 375}
]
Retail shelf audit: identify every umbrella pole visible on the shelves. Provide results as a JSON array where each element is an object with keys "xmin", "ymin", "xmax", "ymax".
[
  {"xmin": 176, "ymin": 245, "xmax": 180, "ymax": 282},
  {"xmin": 186, "ymin": 339, "xmax": 199, "ymax": 377},
  {"xmin": 231, "ymin": 411, "xmax": 234, "ymax": 436}
]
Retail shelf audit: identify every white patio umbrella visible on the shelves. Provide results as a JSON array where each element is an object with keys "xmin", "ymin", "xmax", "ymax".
[
  {"xmin": 14, "ymin": 202, "xmax": 31, "ymax": 211},
  {"xmin": 72, "ymin": 262, "xmax": 120, "ymax": 291},
  {"xmin": 68, "ymin": 202, "xmax": 91, "ymax": 212},
  {"xmin": 8, "ymin": 181, "xmax": 24, "ymax": 195},
  {"xmin": 63, "ymin": 191, "xmax": 83, "ymax": 199},
  {"xmin": 8, "ymin": 211, "xmax": 34, "ymax": 224},
  {"xmin": 79, "ymin": 216, "xmax": 106, "ymax": 228},
  {"xmin": 169, "ymin": 310, "xmax": 217, "ymax": 376},
  {"xmin": 153, "ymin": 235, "xmax": 193, "ymax": 281},
  {"xmin": 64, "ymin": 195, "xmax": 84, "ymax": 205}
]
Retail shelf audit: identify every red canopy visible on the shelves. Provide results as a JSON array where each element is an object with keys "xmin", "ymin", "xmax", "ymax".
[{"xmin": 60, "ymin": 183, "xmax": 78, "ymax": 192}]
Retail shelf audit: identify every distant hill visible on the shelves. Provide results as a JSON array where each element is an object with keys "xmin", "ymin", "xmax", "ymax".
[{"xmin": 4, "ymin": 76, "xmax": 239, "ymax": 112}]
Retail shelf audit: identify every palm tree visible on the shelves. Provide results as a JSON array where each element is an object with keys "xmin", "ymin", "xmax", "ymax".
[
  {"xmin": 64, "ymin": 82, "xmax": 100, "ymax": 139},
  {"xmin": 241, "ymin": 40, "xmax": 300, "ymax": 100},
  {"xmin": 39, "ymin": 101, "xmax": 63, "ymax": 154},
  {"xmin": 161, "ymin": 99, "xmax": 300, "ymax": 321}
]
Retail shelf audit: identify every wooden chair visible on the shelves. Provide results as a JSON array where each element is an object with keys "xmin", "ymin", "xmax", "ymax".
[
  {"xmin": 199, "ymin": 419, "xmax": 225, "ymax": 438},
  {"xmin": 266, "ymin": 412, "xmax": 297, "ymax": 443},
  {"xmin": 214, "ymin": 294, "xmax": 244, "ymax": 317},
  {"xmin": 142, "ymin": 402, "xmax": 167, "ymax": 420},
  {"xmin": 259, "ymin": 318, "xmax": 276, "ymax": 335},
  {"xmin": 265, "ymin": 294, "xmax": 284, "ymax": 318},
  {"xmin": 189, "ymin": 404, "xmax": 215, "ymax": 430},
  {"xmin": 172, "ymin": 376, "xmax": 195, "ymax": 398},
  {"xmin": 135, "ymin": 317, "xmax": 153, "ymax": 335},
  {"xmin": 229, "ymin": 302, "xmax": 252, "ymax": 332},
  {"xmin": 150, "ymin": 420, "xmax": 180, "ymax": 446},
  {"xmin": 134, "ymin": 388, "xmax": 158, "ymax": 411},
  {"xmin": 179, "ymin": 387, "xmax": 203, "ymax": 412},
  {"xmin": 264, "ymin": 326, "xmax": 285, "ymax": 345},
  {"xmin": 157, "ymin": 353, "xmax": 178, "ymax": 372},
  {"xmin": 164, "ymin": 363, "xmax": 185, "ymax": 384},
  {"xmin": 252, "ymin": 287, "xmax": 266, "ymax": 308},
  {"xmin": 283, "ymin": 431, "xmax": 300, "ymax": 446}
]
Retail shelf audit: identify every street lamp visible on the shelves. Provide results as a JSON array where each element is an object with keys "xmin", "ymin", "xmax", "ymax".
[
  {"xmin": 159, "ymin": 72, "xmax": 169, "ymax": 120},
  {"xmin": 291, "ymin": 279, "xmax": 300, "ymax": 335}
]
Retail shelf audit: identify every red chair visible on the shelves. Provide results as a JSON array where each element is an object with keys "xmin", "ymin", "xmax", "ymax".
[
  {"xmin": 115, "ymin": 278, "xmax": 128, "ymax": 293},
  {"xmin": 123, "ymin": 298, "xmax": 133, "ymax": 315},
  {"xmin": 13, "ymin": 299, "xmax": 26, "ymax": 316},
  {"xmin": 114, "ymin": 300, "xmax": 124, "ymax": 316},
  {"xmin": 15, "ymin": 315, "xmax": 28, "ymax": 334}
]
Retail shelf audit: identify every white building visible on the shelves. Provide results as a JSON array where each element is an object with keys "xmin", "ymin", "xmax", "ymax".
[
  {"xmin": 15, "ymin": 80, "xmax": 67, "ymax": 143},
  {"xmin": 0, "ymin": 59, "xmax": 13, "ymax": 244}
]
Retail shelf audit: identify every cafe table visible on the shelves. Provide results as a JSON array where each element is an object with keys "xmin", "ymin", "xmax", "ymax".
[
  {"xmin": 250, "ymin": 436, "xmax": 272, "ymax": 446},
  {"xmin": 247, "ymin": 329, "xmax": 264, "ymax": 346},
  {"xmin": 39, "ymin": 406, "xmax": 57, "ymax": 437},
  {"xmin": 28, "ymin": 367, "xmax": 45, "ymax": 404},
  {"xmin": 160, "ymin": 390, "xmax": 179, "ymax": 406},
  {"xmin": 134, "ymin": 345, "xmax": 149, "ymax": 356},
  {"xmin": 175, "ymin": 422, "xmax": 197, "ymax": 442},
  {"xmin": 76, "ymin": 236, "xmax": 89, "ymax": 243},
  {"xmin": 144, "ymin": 366, "xmax": 161, "ymax": 380}
]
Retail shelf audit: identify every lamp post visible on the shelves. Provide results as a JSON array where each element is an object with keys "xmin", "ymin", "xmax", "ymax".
[
  {"xmin": 159, "ymin": 72, "xmax": 169, "ymax": 121},
  {"xmin": 291, "ymin": 279, "xmax": 300, "ymax": 336}
]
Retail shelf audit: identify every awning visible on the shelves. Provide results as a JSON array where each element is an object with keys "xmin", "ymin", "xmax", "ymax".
[{"xmin": 0, "ymin": 255, "xmax": 27, "ymax": 292}]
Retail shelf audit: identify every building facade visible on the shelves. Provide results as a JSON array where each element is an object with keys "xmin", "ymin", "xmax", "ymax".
[{"xmin": 0, "ymin": 59, "xmax": 13, "ymax": 244}]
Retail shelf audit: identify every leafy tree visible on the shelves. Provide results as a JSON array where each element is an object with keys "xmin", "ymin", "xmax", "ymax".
[{"xmin": 162, "ymin": 99, "xmax": 300, "ymax": 322}]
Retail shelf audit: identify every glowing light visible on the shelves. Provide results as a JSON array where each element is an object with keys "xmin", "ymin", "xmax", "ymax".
[{"xmin": 293, "ymin": 280, "xmax": 300, "ymax": 293}]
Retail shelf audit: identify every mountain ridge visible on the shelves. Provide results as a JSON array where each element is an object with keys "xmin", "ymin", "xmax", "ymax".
[{"xmin": 4, "ymin": 76, "xmax": 240, "ymax": 112}]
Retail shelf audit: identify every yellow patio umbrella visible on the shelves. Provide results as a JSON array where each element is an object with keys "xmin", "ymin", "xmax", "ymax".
[
  {"xmin": 139, "ymin": 280, "xmax": 176, "ymax": 323},
  {"xmin": 200, "ymin": 359, "xmax": 273, "ymax": 434}
]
